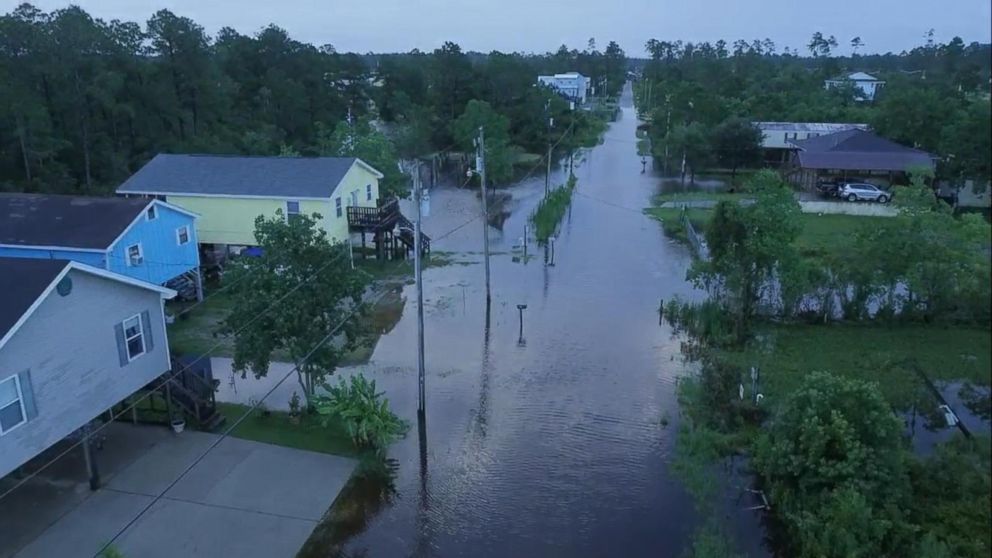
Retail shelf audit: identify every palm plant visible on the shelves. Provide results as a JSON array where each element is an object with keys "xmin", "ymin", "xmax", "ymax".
[{"xmin": 311, "ymin": 374, "xmax": 407, "ymax": 452}]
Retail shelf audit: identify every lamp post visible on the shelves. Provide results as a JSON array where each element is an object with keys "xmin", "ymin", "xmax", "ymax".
[{"xmin": 516, "ymin": 304, "xmax": 528, "ymax": 345}]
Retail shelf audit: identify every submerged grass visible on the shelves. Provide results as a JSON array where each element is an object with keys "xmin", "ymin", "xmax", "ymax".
[
  {"xmin": 645, "ymin": 206, "xmax": 891, "ymax": 258},
  {"xmin": 531, "ymin": 176, "xmax": 577, "ymax": 242},
  {"xmin": 717, "ymin": 323, "xmax": 991, "ymax": 410}
]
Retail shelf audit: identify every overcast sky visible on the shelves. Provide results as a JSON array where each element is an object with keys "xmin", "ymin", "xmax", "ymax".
[{"xmin": 4, "ymin": 0, "xmax": 991, "ymax": 57}]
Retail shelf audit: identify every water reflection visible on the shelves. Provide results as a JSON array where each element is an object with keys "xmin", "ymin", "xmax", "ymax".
[
  {"xmin": 302, "ymin": 83, "xmax": 730, "ymax": 557},
  {"xmin": 296, "ymin": 458, "xmax": 399, "ymax": 558}
]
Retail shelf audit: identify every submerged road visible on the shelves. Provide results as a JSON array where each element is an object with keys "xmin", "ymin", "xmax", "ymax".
[{"xmin": 309, "ymin": 83, "xmax": 766, "ymax": 557}]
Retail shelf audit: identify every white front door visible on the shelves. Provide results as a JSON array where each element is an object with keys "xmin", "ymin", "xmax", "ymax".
[{"xmin": 350, "ymin": 190, "xmax": 359, "ymax": 207}]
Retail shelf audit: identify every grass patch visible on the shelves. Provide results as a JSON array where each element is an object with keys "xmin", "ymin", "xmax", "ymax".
[
  {"xmin": 216, "ymin": 402, "xmax": 361, "ymax": 458},
  {"xmin": 531, "ymin": 177, "xmax": 576, "ymax": 241},
  {"xmin": 166, "ymin": 291, "xmax": 235, "ymax": 357},
  {"xmin": 353, "ymin": 251, "xmax": 454, "ymax": 281},
  {"xmin": 717, "ymin": 323, "xmax": 991, "ymax": 409},
  {"xmin": 645, "ymin": 206, "xmax": 891, "ymax": 258},
  {"xmin": 644, "ymin": 206, "xmax": 710, "ymax": 243},
  {"xmin": 653, "ymin": 192, "xmax": 749, "ymax": 204},
  {"xmin": 513, "ymin": 152, "xmax": 542, "ymax": 166}
]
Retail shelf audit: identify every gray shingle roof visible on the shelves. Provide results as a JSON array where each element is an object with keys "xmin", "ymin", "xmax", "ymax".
[
  {"xmin": 0, "ymin": 194, "xmax": 150, "ymax": 249},
  {"xmin": 791, "ymin": 129, "xmax": 935, "ymax": 171},
  {"xmin": 116, "ymin": 154, "xmax": 366, "ymax": 198},
  {"xmin": 0, "ymin": 257, "xmax": 69, "ymax": 341}
]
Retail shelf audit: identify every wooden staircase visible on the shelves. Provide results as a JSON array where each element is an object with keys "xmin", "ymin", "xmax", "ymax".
[
  {"xmin": 132, "ymin": 357, "xmax": 226, "ymax": 432},
  {"xmin": 347, "ymin": 197, "xmax": 430, "ymax": 259}
]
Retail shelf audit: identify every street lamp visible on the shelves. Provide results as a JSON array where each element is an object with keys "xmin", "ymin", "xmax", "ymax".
[{"xmin": 516, "ymin": 304, "xmax": 528, "ymax": 345}]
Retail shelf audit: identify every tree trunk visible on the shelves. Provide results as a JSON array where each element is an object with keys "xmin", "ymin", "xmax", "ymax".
[
  {"xmin": 74, "ymin": 71, "xmax": 93, "ymax": 193},
  {"xmin": 16, "ymin": 115, "xmax": 32, "ymax": 182}
]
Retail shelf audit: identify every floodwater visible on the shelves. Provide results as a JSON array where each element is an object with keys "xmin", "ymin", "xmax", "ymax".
[{"xmin": 299, "ymin": 83, "xmax": 769, "ymax": 557}]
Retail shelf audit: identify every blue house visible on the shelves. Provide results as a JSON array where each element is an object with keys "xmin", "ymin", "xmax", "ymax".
[{"xmin": 0, "ymin": 194, "xmax": 202, "ymax": 299}]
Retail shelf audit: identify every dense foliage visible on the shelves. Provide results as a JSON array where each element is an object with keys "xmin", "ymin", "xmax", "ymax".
[
  {"xmin": 754, "ymin": 371, "xmax": 911, "ymax": 557},
  {"xmin": 636, "ymin": 34, "xmax": 992, "ymax": 186},
  {"xmin": 689, "ymin": 170, "xmax": 801, "ymax": 340},
  {"xmin": 0, "ymin": 4, "xmax": 626, "ymax": 194},
  {"xmin": 530, "ymin": 174, "xmax": 577, "ymax": 242},
  {"xmin": 311, "ymin": 373, "xmax": 407, "ymax": 452},
  {"xmin": 222, "ymin": 211, "xmax": 369, "ymax": 398}
]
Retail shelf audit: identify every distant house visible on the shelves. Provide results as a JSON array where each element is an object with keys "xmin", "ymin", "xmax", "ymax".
[
  {"xmin": 785, "ymin": 129, "xmax": 936, "ymax": 190},
  {"xmin": 824, "ymin": 71, "xmax": 886, "ymax": 101},
  {"xmin": 116, "ymin": 154, "xmax": 385, "ymax": 252},
  {"xmin": 0, "ymin": 258, "xmax": 175, "ymax": 480},
  {"xmin": 0, "ymin": 195, "xmax": 201, "ymax": 299},
  {"xmin": 754, "ymin": 122, "xmax": 870, "ymax": 165},
  {"xmin": 537, "ymin": 72, "xmax": 590, "ymax": 103}
]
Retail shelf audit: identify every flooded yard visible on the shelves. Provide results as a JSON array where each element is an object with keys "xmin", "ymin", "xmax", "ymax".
[{"xmin": 289, "ymin": 84, "xmax": 769, "ymax": 557}]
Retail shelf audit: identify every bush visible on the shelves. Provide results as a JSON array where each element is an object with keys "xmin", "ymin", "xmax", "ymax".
[
  {"xmin": 311, "ymin": 374, "xmax": 407, "ymax": 452},
  {"xmin": 530, "ymin": 175, "xmax": 577, "ymax": 241},
  {"xmin": 753, "ymin": 371, "xmax": 911, "ymax": 557}
]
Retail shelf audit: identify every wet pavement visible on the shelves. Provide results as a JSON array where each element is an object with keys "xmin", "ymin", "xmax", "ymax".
[{"xmin": 297, "ymin": 83, "xmax": 768, "ymax": 557}]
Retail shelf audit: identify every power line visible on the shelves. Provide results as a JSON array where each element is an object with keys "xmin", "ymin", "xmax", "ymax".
[
  {"xmin": 94, "ymin": 284, "xmax": 396, "ymax": 557},
  {"xmin": 0, "ymin": 247, "xmax": 353, "ymax": 503},
  {"xmin": 89, "ymin": 194, "xmax": 525, "ymax": 554},
  {"xmin": 0, "ymin": 195, "xmax": 515, "ymax": 504}
]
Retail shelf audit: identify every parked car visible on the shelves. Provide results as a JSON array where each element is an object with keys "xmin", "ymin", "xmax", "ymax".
[
  {"xmin": 815, "ymin": 181, "xmax": 840, "ymax": 198},
  {"xmin": 839, "ymin": 183, "xmax": 891, "ymax": 203}
]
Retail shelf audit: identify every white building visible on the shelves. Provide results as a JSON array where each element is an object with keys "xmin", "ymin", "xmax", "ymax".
[
  {"xmin": 537, "ymin": 72, "xmax": 590, "ymax": 103},
  {"xmin": 824, "ymin": 72, "xmax": 886, "ymax": 101},
  {"xmin": 754, "ymin": 122, "xmax": 870, "ymax": 164},
  {"xmin": 754, "ymin": 122, "xmax": 870, "ymax": 149}
]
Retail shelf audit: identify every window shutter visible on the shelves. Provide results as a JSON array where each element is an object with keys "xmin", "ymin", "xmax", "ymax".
[
  {"xmin": 17, "ymin": 370, "xmax": 38, "ymax": 420},
  {"xmin": 141, "ymin": 310, "xmax": 154, "ymax": 352},
  {"xmin": 114, "ymin": 322, "xmax": 128, "ymax": 366}
]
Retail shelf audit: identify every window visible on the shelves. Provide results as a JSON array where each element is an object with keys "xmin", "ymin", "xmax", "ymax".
[
  {"xmin": 366, "ymin": 184, "xmax": 373, "ymax": 201},
  {"xmin": 127, "ymin": 243, "xmax": 143, "ymax": 266},
  {"xmin": 0, "ymin": 375, "xmax": 26, "ymax": 435},
  {"xmin": 146, "ymin": 205, "xmax": 157, "ymax": 220},
  {"xmin": 286, "ymin": 201, "xmax": 300, "ymax": 220},
  {"xmin": 122, "ymin": 315, "xmax": 145, "ymax": 361},
  {"xmin": 335, "ymin": 197, "xmax": 343, "ymax": 218},
  {"xmin": 176, "ymin": 225, "xmax": 190, "ymax": 245}
]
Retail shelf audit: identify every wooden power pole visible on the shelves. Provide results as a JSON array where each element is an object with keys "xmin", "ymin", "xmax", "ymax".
[{"xmin": 476, "ymin": 126, "xmax": 492, "ymax": 305}]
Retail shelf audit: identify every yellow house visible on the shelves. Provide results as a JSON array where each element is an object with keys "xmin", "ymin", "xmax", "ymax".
[{"xmin": 116, "ymin": 154, "xmax": 384, "ymax": 247}]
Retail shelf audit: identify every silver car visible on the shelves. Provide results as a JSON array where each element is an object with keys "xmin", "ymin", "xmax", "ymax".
[{"xmin": 839, "ymin": 182, "xmax": 891, "ymax": 203}]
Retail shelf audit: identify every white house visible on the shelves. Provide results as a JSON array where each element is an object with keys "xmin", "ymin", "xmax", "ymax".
[
  {"xmin": 755, "ymin": 122, "xmax": 871, "ymax": 149},
  {"xmin": 824, "ymin": 72, "xmax": 886, "ymax": 101},
  {"xmin": 754, "ymin": 122, "xmax": 870, "ymax": 165},
  {"xmin": 537, "ymin": 72, "xmax": 589, "ymax": 103}
]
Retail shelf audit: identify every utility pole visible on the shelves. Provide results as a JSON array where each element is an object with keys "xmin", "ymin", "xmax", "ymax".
[
  {"xmin": 476, "ymin": 126, "xmax": 491, "ymax": 305},
  {"xmin": 663, "ymin": 95, "xmax": 671, "ymax": 174},
  {"xmin": 545, "ymin": 100, "xmax": 553, "ymax": 196},
  {"xmin": 414, "ymin": 161, "xmax": 426, "ymax": 413}
]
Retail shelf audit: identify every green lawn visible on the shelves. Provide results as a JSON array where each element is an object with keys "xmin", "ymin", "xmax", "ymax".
[
  {"xmin": 653, "ymin": 192, "xmax": 749, "ymax": 204},
  {"xmin": 645, "ymin": 206, "xmax": 891, "ymax": 258},
  {"xmin": 166, "ymin": 255, "xmax": 452, "ymax": 362},
  {"xmin": 717, "ymin": 324, "xmax": 991, "ymax": 409},
  {"xmin": 166, "ymin": 291, "xmax": 236, "ymax": 357},
  {"xmin": 216, "ymin": 402, "xmax": 361, "ymax": 458}
]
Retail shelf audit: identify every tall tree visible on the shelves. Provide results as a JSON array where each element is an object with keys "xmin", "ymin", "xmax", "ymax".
[
  {"xmin": 711, "ymin": 117, "xmax": 763, "ymax": 181},
  {"xmin": 223, "ymin": 212, "xmax": 369, "ymax": 398}
]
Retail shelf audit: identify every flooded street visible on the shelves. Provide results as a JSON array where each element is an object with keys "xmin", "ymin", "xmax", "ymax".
[{"xmin": 308, "ymin": 84, "xmax": 761, "ymax": 557}]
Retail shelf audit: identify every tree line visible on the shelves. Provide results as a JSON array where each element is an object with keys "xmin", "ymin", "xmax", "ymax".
[
  {"xmin": 636, "ymin": 33, "xmax": 992, "ymax": 186},
  {"xmin": 0, "ymin": 4, "xmax": 627, "ymax": 196}
]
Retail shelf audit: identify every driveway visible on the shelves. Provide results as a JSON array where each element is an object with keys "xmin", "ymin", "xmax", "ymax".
[{"xmin": 1, "ymin": 423, "xmax": 355, "ymax": 558}]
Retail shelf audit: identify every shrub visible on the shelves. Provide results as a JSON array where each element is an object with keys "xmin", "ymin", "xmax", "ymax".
[
  {"xmin": 311, "ymin": 374, "xmax": 407, "ymax": 452},
  {"xmin": 753, "ymin": 371, "xmax": 911, "ymax": 557}
]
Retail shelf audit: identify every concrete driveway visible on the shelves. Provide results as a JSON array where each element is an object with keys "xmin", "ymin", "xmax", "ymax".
[{"xmin": 1, "ymin": 423, "xmax": 355, "ymax": 558}]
